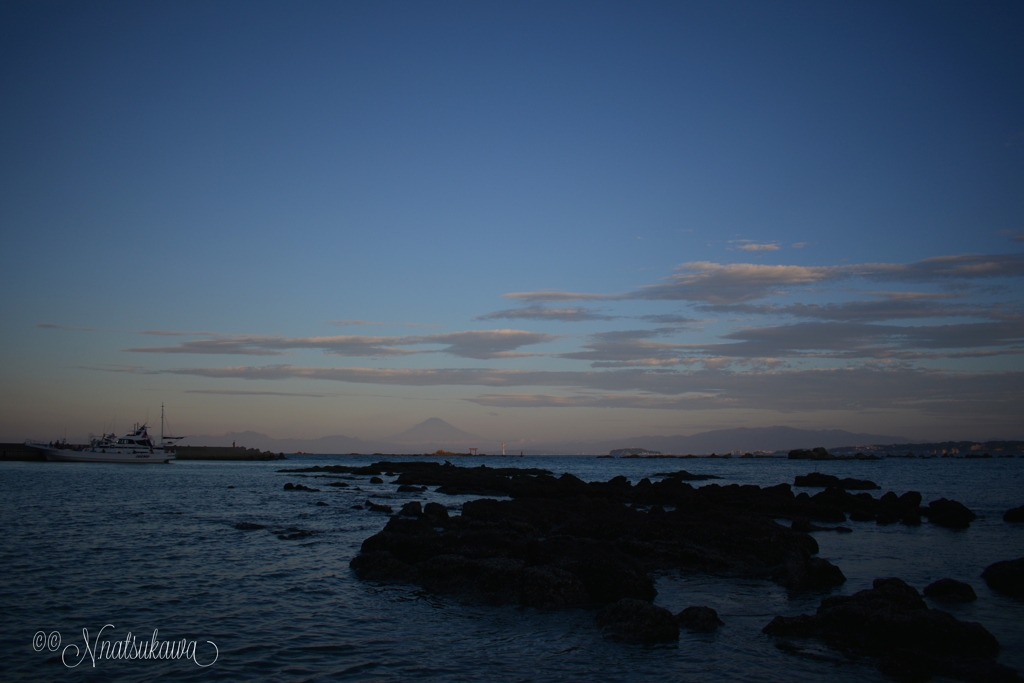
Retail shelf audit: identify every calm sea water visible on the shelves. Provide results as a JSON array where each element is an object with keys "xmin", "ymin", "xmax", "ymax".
[{"xmin": 1, "ymin": 456, "xmax": 1022, "ymax": 682}]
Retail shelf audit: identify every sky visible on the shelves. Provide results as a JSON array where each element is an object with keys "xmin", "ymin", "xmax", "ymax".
[{"xmin": 2, "ymin": 1, "xmax": 1022, "ymax": 445}]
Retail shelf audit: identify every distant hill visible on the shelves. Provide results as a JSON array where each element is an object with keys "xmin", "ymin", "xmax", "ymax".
[
  {"xmin": 179, "ymin": 430, "xmax": 390, "ymax": 454},
  {"xmin": 180, "ymin": 418, "xmax": 485, "ymax": 454},
  {"xmin": 537, "ymin": 426, "xmax": 910, "ymax": 455},
  {"xmin": 390, "ymin": 418, "xmax": 479, "ymax": 444},
  {"xmin": 178, "ymin": 424, "xmax": 909, "ymax": 455}
]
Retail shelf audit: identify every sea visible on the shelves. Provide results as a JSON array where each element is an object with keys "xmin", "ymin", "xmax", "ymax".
[{"xmin": 1, "ymin": 455, "xmax": 1022, "ymax": 682}]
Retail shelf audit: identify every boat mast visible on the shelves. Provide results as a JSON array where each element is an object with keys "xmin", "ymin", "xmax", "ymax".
[{"xmin": 161, "ymin": 403, "xmax": 165, "ymax": 442}]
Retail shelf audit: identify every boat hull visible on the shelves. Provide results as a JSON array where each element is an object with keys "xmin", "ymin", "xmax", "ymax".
[{"xmin": 27, "ymin": 444, "xmax": 175, "ymax": 464}]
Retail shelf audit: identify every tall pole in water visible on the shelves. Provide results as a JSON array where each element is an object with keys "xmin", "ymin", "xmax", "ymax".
[
  {"xmin": 161, "ymin": 403, "xmax": 164, "ymax": 442},
  {"xmin": 502, "ymin": 441, "xmax": 505, "ymax": 456}
]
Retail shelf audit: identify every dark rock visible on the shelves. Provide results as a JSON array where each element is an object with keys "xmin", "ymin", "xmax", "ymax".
[
  {"xmin": 423, "ymin": 502, "xmax": 449, "ymax": 522},
  {"xmin": 277, "ymin": 527, "xmax": 314, "ymax": 540},
  {"xmin": 788, "ymin": 447, "xmax": 833, "ymax": 460},
  {"xmin": 400, "ymin": 501, "xmax": 422, "ymax": 517},
  {"xmin": 595, "ymin": 598, "xmax": 679, "ymax": 643},
  {"xmin": 794, "ymin": 472, "xmax": 879, "ymax": 490},
  {"xmin": 365, "ymin": 500, "xmax": 393, "ymax": 514},
  {"xmin": 764, "ymin": 577, "xmax": 1010, "ymax": 682},
  {"xmin": 283, "ymin": 482, "xmax": 319, "ymax": 492},
  {"xmin": 315, "ymin": 501, "xmax": 329, "ymax": 506},
  {"xmin": 653, "ymin": 469, "xmax": 720, "ymax": 481},
  {"xmin": 350, "ymin": 504, "xmax": 364, "ymax": 510},
  {"xmin": 677, "ymin": 606, "xmax": 723, "ymax": 632},
  {"xmin": 772, "ymin": 551, "xmax": 846, "ymax": 590},
  {"xmin": 397, "ymin": 484, "xmax": 427, "ymax": 492},
  {"xmin": 982, "ymin": 558, "xmax": 1024, "ymax": 597},
  {"xmin": 328, "ymin": 481, "xmax": 349, "ymax": 488},
  {"xmin": 349, "ymin": 550, "xmax": 416, "ymax": 582},
  {"xmin": 369, "ymin": 476, "xmax": 384, "ymax": 484},
  {"xmin": 924, "ymin": 498, "xmax": 977, "ymax": 529},
  {"xmin": 520, "ymin": 565, "xmax": 589, "ymax": 608},
  {"xmin": 1004, "ymin": 505, "xmax": 1024, "ymax": 523},
  {"xmin": 227, "ymin": 485, "xmax": 234, "ymax": 489},
  {"xmin": 234, "ymin": 522, "xmax": 265, "ymax": 530},
  {"xmin": 924, "ymin": 579, "xmax": 977, "ymax": 602},
  {"xmin": 792, "ymin": 518, "xmax": 851, "ymax": 533}
]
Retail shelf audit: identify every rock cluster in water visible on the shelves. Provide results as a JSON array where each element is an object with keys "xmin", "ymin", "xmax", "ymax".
[
  {"xmin": 983, "ymin": 558, "xmax": 1024, "ymax": 598},
  {"xmin": 763, "ymin": 578, "xmax": 1016, "ymax": 683},
  {"xmin": 794, "ymin": 472, "xmax": 880, "ymax": 490},
  {"xmin": 279, "ymin": 460, "xmax": 1011, "ymax": 672}
]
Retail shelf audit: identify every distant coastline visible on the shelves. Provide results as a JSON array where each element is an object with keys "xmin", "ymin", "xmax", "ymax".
[
  {"xmin": 167, "ymin": 446, "xmax": 287, "ymax": 461},
  {"xmin": 0, "ymin": 443, "xmax": 287, "ymax": 461}
]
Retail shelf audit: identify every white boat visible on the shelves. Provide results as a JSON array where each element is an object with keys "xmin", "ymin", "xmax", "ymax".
[{"xmin": 26, "ymin": 404, "xmax": 182, "ymax": 464}]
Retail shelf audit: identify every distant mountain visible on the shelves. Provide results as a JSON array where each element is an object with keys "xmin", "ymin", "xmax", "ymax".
[
  {"xmin": 179, "ymin": 430, "xmax": 390, "ymax": 454},
  {"xmin": 534, "ymin": 426, "xmax": 910, "ymax": 456},
  {"xmin": 178, "ymin": 424, "xmax": 909, "ymax": 456},
  {"xmin": 390, "ymin": 418, "xmax": 479, "ymax": 445}
]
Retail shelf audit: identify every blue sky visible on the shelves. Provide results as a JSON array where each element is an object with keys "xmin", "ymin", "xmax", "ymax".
[{"xmin": 2, "ymin": 1, "xmax": 1022, "ymax": 444}]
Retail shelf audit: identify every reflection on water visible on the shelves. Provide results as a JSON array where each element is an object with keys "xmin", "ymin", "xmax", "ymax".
[{"xmin": 1, "ymin": 456, "xmax": 1021, "ymax": 681}]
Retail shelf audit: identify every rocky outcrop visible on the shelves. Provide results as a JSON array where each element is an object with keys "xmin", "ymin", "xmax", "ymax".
[
  {"xmin": 677, "ymin": 606, "xmax": 723, "ymax": 632},
  {"xmin": 794, "ymin": 472, "xmax": 879, "ymax": 490},
  {"xmin": 923, "ymin": 498, "xmax": 977, "ymax": 529},
  {"xmin": 923, "ymin": 579, "xmax": 977, "ymax": 602},
  {"xmin": 595, "ymin": 599, "xmax": 678, "ymax": 642},
  {"xmin": 764, "ymin": 578, "xmax": 1014, "ymax": 682},
  {"xmin": 350, "ymin": 478, "xmax": 846, "ymax": 608},
  {"xmin": 365, "ymin": 500, "xmax": 393, "ymax": 514},
  {"xmin": 788, "ymin": 447, "xmax": 833, "ymax": 460},
  {"xmin": 1003, "ymin": 505, "xmax": 1024, "ymax": 523},
  {"xmin": 982, "ymin": 558, "xmax": 1024, "ymax": 598},
  {"xmin": 283, "ymin": 482, "xmax": 319, "ymax": 492},
  {"xmin": 653, "ymin": 469, "xmax": 721, "ymax": 481},
  {"xmin": 771, "ymin": 552, "xmax": 846, "ymax": 590}
]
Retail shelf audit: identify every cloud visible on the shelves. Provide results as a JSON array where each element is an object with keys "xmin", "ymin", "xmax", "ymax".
[
  {"xmin": 729, "ymin": 240, "xmax": 780, "ymax": 252},
  {"xmin": 698, "ymin": 294, "xmax": 1004, "ymax": 323},
  {"xmin": 75, "ymin": 364, "xmax": 151, "ymax": 374},
  {"xmin": 475, "ymin": 305, "xmax": 616, "ymax": 322},
  {"xmin": 328, "ymin": 319, "xmax": 439, "ymax": 328},
  {"xmin": 557, "ymin": 329, "xmax": 695, "ymax": 368},
  {"xmin": 637, "ymin": 313, "xmax": 699, "ymax": 324},
  {"xmin": 36, "ymin": 323, "xmax": 100, "ymax": 332},
  {"xmin": 466, "ymin": 367, "xmax": 1024, "ymax": 418},
  {"xmin": 503, "ymin": 252, "xmax": 1024, "ymax": 305},
  {"xmin": 635, "ymin": 262, "xmax": 835, "ymax": 303},
  {"xmin": 124, "ymin": 329, "xmax": 556, "ymax": 360},
  {"xmin": 156, "ymin": 362, "xmax": 1024, "ymax": 418},
  {"xmin": 698, "ymin": 320, "xmax": 1024, "ymax": 360},
  {"xmin": 124, "ymin": 334, "xmax": 414, "ymax": 357},
  {"xmin": 406, "ymin": 329, "xmax": 557, "ymax": 359},
  {"xmin": 184, "ymin": 389, "xmax": 328, "ymax": 397},
  {"xmin": 503, "ymin": 290, "xmax": 612, "ymax": 303}
]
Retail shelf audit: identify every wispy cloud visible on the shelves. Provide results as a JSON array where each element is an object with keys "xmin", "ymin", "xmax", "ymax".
[
  {"xmin": 36, "ymin": 323, "xmax": 101, "ymax": 332},
  {"xmin": 698, "ymin": 294, "xmax": 1006, "ymax": 323},
  {"xmin": 729, "ymin": 240, "xmax": 780, "ymax": 252},
  {"xmin": 557, "ymin": 329, "xmax": 695, "ymax": 368},
  {"xmin": 637, "ymin": 313, "xmax": 699, "ymax": 324},
  {"xmin": 184, "ymin": 389, "xmax": 329, "ymax": 397},
  {"xmin": 155, "ymin": 363, "xmax": 1024, "ymax": 418},
  {"xmin": 475, "ymin": 305, "xmax": 616, "ymax": 322},
  {"xmin": 409, "ymin": 330, "xmax": 557, "ymax": 359},
  {"xmin": 74, "ymin": 364, "xmax": 152, "ymax": 374},
  {"xmin": 328, "ymin": 319, "xmax": 440, "ymax": 328},
  {"xmin": 124, "ymin": 329, "xmax": 557, "ymax": 360},
  {"xmin": 503, "ymin": 253, "xmax": 1024, "ymax": 305}
]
